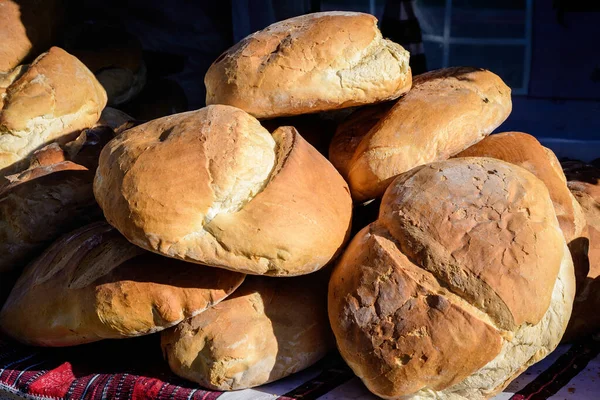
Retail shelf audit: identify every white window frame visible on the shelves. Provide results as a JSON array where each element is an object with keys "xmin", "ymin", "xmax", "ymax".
[{"xmin": 422, "ymin": 0, "xmax": 533, "ymax": 95}]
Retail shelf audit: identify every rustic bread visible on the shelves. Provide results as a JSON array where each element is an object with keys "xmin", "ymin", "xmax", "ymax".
[
  {"xmin": 94, "ymin": 105, "xmax": 352, "ymax": 276},
  {"xmin": 0, "ymin": 143, "xmax": 102, "ymax": 273},
  {"xmin": 161, "ymin": 273, "xmax": 332, "ymax": 390},
  {"xmin": 0, "ymin": 47, "xmax": 107, "ymax": 174},
  {"xmin": 561, "ymin": 160, "xmax": 600, "ymax": 341},
  {"xmin": 0, "ymin": 221, "xmax": 245, "ymax": 346},
  {"xmin": 329, "ymin": 158, "xmax": 575, "ymax": 399},
  {"xmin": 205, "ymin": 12, "xmax": 411, "ymax": 119},
  {"xmin": 455, "ymin": 132, "xmax": 588, "ymax": 282},
  {"xmin": 0, "ymin": 0, "xmax": 64, "ymax": 72},
  {"xmin": 330, "ymin": 67, "xmax": 512, "ymax": 202}
]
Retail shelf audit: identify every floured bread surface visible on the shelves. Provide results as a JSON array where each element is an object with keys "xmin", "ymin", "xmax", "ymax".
[
  {"xmin": 329, "ymin": 158, "xmax": 575, "ymax": 399},
  {"xmin": 205, "ymin": 12, "xmax": 411, "ymax": 119},
  {"xmin": 0, "ymin": 221, "xmax": 245, "ymax": 346},
  {"xmin": 0, "ymin": 47, "xmax": 107, "ymax": 173},
  {"xmin": 94, "ymin": 105, "xmax": 352, "ymax": 276},
  {"xmin": 330, "ymin": 67, "xmax": 511, "ymax": 202},
  {"xmin": 161, "ymin": 272, "xmax": 333, "ymax": 390}
]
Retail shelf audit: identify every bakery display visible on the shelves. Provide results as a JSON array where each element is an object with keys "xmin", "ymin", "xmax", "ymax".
[
  {"xmin": 0, "ymin": 8, "xmax": 594, "ymax": 400},
  {"xmin": 0, "ymin": 47, "xmax": 107, "ymax": 174},
  {"xmin": 0, "ymin": 221, "xmax": 245, "ymax": 346},
  {"xmin": 330, "ymin": 67, "xmax": 512, "ymax": 202},
  {"xmin": 329, "ymin": 158, "xmax": 575, "ymax": 399},
  {"xmin": 205, "ymin": 12, "xmax": 411, "ymax": 119},
  {"xmin": 161, "ymin": 272, "xmax": 332, "ymax": 390},
  {"xmin": 561, "ymin": 160, "xmax": 600, "ymax": 341},
  {"xmin": 455, "ymin": 132, "xmax": 588, "ymax": 283},
  {"xmin": 94, "ymin": 105, "xmax": 352, "ymax": 276}
]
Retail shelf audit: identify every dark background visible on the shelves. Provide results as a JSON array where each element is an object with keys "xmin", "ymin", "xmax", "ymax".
[{"xmin": 69, "ymin": 0, "xmax": 600, "ymax": 160}]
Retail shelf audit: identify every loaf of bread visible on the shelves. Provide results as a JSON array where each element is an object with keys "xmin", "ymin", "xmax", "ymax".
[
  {"xmin": 561, "ymin": 160, "xmax": 600, "ymax": 341},
  {"xmin": 329, "ymin": 158, "xmax": 575, "ymax": 399},
  {"xmin": 329, "ymin": 67, "xmax": 512, "ymax": 202},
  {"xmin": 0, "ymin": 0, "xmax": 64, "ymax": 72},
  {"xmin": 0, "ymin": 47, "xmax": 107, "ymax": 174},
  {"xmin": 0, "ymin": 143, "xmax": 102, "ymax": 273},
  {"xmin": 161, "ymin": 273, "xmax": 332, "ymax": 390},
  {"xmin": 94, "ymin": 105, "xmax": 352, "ymax": 276},
  {"xmin": 0, "ymin": 221, "xmax": 245, "ymax": 346},
  {"xmin": 205, "ymin": 12, "xmax": 411, "ymax": 119},
  {"xmin": 455, "ymin": 132, "xmax": 588, "ymax": 282}
]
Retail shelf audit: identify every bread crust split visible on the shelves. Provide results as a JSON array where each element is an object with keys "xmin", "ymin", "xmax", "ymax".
[
  {"xmin": 94, "ymin": 105, "xmax": 353, "ymax": 276},
  {"xmin": 205, "ymin": 12, "xmax": 411, "ymax": 119},
  {"xmin": 329, "ymin": 158, "xmax": 575, "ymax": 399}
]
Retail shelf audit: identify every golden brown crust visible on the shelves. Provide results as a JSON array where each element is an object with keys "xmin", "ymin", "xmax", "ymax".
[
  {"xmin": 161, "ymin": 273, "xmax": 332, "ymax": 390},
  {"xmin": 331, "ymin": 67, "xmax": 511, "ymax": 202},
  {"xmin": 0, "ymin": 47, "xmax": 107, "ymax": 174},
  {"xmin": 0, "ymin": 221, "xmax": 245, "ymax": 346},
  {"xmin": 0, "ymin": 0, "xmax": 32, "ymax": 72},
  {"xmin": 328, "ymin": 158, "xmax": 573, "ymax": 399},
  {"xmin": 328, "ymin": 225, "xmax": 502, "ymax": 398},
  {"xmin": 455, "ymin": 132, "xmax": 584, "ymax": 242},
  {"xmin": 205, "ymin": 12, "xmax": 411, "ymax": 119},
  {"xmin": 329, "ymin": 101, "xmax": 395, "ymax": 179},
  {"xmin": 380, "ymin": 158, "xmax": 564, "ymax": 329},
  {"xmin": 94, "ymin": 105, "xmax": 352, "ymax": 276}
]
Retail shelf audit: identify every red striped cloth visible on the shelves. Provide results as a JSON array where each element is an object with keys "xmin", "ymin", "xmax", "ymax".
[{"xmin": 1, "ymin": 333, "xmax": 599, "ymax": 400}]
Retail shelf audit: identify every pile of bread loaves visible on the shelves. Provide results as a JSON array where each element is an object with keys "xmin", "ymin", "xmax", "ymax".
[{"xmin": 1, "ymin": 10, "xmax": 599, "ymax": 400}]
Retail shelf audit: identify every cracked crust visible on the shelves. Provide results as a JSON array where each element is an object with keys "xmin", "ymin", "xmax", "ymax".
[
  {"xmin": 0, "ymin": 47, "xmax": 107, "ymax": 174},
  {"xmin": 161, "ymin": 273, "xmax": 333, "ymax": 390},
  {"xmin": 329, "ymin": 158, "xmax": 574, "ymax": 399},
  {"xmin": 0, "ymin": 221, "xmax": 245, "ymax": 346},
  {"xmin": 205, "ymin": 12, "xmax": 411, "ymax": 119},
  {"xmin": 330, "ymin": 67, "xmax": 511, "ymax": 202},
  {"xmin": 94, "ymin": 105, "xmax": 352, "ymax": 276},
  {"xmin": 455, "ymin": 133, "xmax": 588, "ymax": 292}
]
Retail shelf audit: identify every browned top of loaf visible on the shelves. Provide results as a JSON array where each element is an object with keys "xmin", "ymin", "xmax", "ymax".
[
  {"xmin": 379, "ymin": 158, "xmax": 564, "ymax": 329},
  {"xmin": 0, "ymin": 47, "xmax": 107, "ymax": 132},
  {"xmin": 332, "ymin": 67, "xmax": 512, "ymax": 202},
  {"xmin": 205, "ymin": 12, "xmax": 411, "ymax": 119},
  {"xmin": 0, "ymin": 221, "xmax": 245, "ymax": 346},
  {"xmin": 455, "ymin": 132, "xmax": 585, "ymax": 243},
  {"xmin": 94, "ymin": 105, "xmax": 352, "ymax": 276},
  {"xmin": 328, "ymin": 224, "xmax": 502, "ymax": 397},
  {"xmin": 161, "ymin": 272, "xmax": 332, "ymax": 390}
]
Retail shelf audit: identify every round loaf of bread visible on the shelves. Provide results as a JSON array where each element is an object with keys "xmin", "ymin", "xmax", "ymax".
[
  {"xmin": 205, "ymin": 12, "xmax": 411, "ymax": 119},
  {"xmin": 455, "ymin": 132, "xmax": 588, "ymax": 285},
  {"xmin": 161, "ymin": 273, "xmax": 332, "ymax": 390},
  {"xmin": 94, "ymin": 105, "xmax": 352, "ymax": 276},
  {"xmin": 329, "ymin": 67, "xmax": 512, "ymax": 202},
  {"xmin": 0, "ymin": 47, "xmax": 107, "ymax": 174},
  {"xmin": 0, "ymin": 221, "xmax": 245, "ymax": 346},
  {"xmin": 561, "ymin": 160, "xmax": 600, "ymax": 341},
  {"xmin": 329, "ymin": 158, "xmax": 575, "ymax": 399}
]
